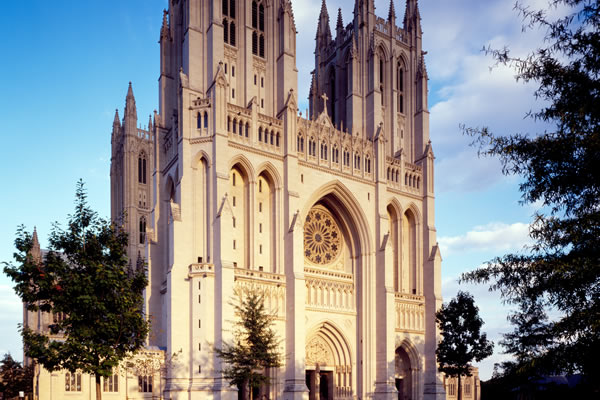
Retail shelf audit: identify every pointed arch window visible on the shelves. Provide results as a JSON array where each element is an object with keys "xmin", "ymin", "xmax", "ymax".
[
  {"xmin": 397, "ymin": 62, "xmax": 405, "ymax": 113},
  {"xmin": 139, "ymin": 217, "xmax": 146, "ymax": 244},
  {"xmin": 252, "ymin": 1, "xmax": 266, "ymax": 58},
  {"xmin": 138, "ymin": 153, "xmax": 147, "ymax": 184},
  {"xmin": 379, "ymin": 57, "xmax": 385, "ymax": 105},
  {"xmin": 223, "ymin": 0, "xmax": 236, "ymax": 46},
  {"xmin": 203, "ymin": 111, "xmax": 208, "ymax": 129}
]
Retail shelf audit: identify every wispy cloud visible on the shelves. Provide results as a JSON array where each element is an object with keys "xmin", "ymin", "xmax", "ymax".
[{"xmin": 439, "ymin": 222, "xmax": 532, "ymax": 256}]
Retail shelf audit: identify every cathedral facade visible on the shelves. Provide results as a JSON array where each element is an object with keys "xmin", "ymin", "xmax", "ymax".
[{"xmin": 110, "ymin": 1, "xmax": 445, "ymax": 399}]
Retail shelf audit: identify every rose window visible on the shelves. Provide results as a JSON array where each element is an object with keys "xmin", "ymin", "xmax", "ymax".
[{"xmin": 304, "ymin": 207, "xmax": 342, "ymax": 265}]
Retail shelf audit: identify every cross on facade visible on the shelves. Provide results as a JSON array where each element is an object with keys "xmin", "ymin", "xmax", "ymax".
[{"xmin": 320, "ymin": 93, "xmax": 329, "ymax": 113}]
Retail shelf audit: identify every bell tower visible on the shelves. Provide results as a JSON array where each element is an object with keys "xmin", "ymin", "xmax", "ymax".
[{"xmin": 110, "ymin": 83, "xmax": 154, "ymax": 267}]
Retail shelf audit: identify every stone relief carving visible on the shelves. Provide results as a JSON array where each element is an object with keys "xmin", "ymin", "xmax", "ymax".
[{"xmin": 306, "ymin": 336, "xmax": 333, "ymax": 367}]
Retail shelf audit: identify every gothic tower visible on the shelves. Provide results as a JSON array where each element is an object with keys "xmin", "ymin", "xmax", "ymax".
[
  {"xmin": 110, "ymin": 83, "xmax": 154, "ymax": 267},
  {"xmin": 111, "ymin": 1, "xmax": 445, "ymax": 399},
  {"xmin": 310, "ymin": 0, "xmax": 429, "ymax": 162}
]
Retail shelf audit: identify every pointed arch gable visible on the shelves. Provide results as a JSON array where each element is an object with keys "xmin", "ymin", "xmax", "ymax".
[
  {"xmin": 306, "ymin": 320, "xmax": 353, "ymax": 369},
  {"xmin": 403, "ymin": 202, "xmax": 422, "ymax": 225},
  {"xmin": 255, "ymin": 161, "xmax": 282, "ymax": 190},
  {"xmin": 395, "ymin": 337, "xmax": 422, "ymax": 372},
  {"xmin": 228, "ymin": 154, "xmax": 255, "ymax": 182},
  {"xmin": 376, "ymin": 42, "xmax": 390, "ymax": 62},
  {"xmin": 301, "ymin": 180, "xmax": 373, "ymax": 257},
  {"xmin": 191, "ymin": 150, "xmax": 211, "ymax": 169}
]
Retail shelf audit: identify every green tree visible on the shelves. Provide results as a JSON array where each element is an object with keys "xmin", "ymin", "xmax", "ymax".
[
  {"xmin": 3, "ymin": 181, "xmax": 149, "ymax": 400},
  {"xmin": 461, "ymin": 0, "xmax": 600, "ymax": 384},
  {"xmin": 215, "ymin": 289, "xmax": 282, "ymax": 400},
  {"xmin": 0, "ymin": 353, "xmax": 33, "ymax": 399},
  {"xmin": 436, "ymin": 291, "xmax": 493, "ymax": 400}
]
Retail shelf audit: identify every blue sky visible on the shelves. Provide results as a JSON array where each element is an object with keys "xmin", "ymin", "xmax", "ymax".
[{"xmin": 0, "ymin": 0, "xmax": 550, "ymax": 380}]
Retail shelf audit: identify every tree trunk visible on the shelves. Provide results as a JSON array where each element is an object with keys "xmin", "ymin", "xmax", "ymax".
[
  {"xmin": 95, "ymin": 374, "xmax": 102, "ymax": 400},
  {"xmin": 458, "ymin": 374, "xmax": 461, "ymax": 400}
]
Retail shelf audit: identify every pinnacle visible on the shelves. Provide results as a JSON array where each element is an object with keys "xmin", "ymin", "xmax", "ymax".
[
  {"xmin": 113, "ymin": 109, "xmax": 120, "ymax": 125},
  {"xmin": 30, "ymin": 227, "xmax": 42, "ymax": 264},
  {"xmin": 32, "ymin": 227, "xmax": 39, "ymax": 245},
  {"xmin": 389, "ymin": 0, "xmax": 396, "ymax": 21},
  {"xmin": 337, "ymin": 8, "xmax": 343, "ymax": 30},
  {"xmin": 320, "ymin": 0, "xmax": 328, "ymax": 17},
  {"xmin": 127, "ymin": 81, "xmax": 134, "ymax": 98}
]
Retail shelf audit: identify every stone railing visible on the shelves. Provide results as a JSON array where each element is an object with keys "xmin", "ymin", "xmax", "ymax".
[
  {"xmin": 225, "ymin": 103, "xmax": 283, "ymax": 154},
  {"xmin": 305, "ymin": 267, "xmax": 355, "ymax": 313},
  {"xmin": 234, "ymin": 268, "xmax": 286, "ymax": 318},
  {"xmin": 395, "ymin": 293, "xmax": 425, "ymax": 333},
  {"xmin": 226, "ymin": 103, "xmax": 252, "ymax": 145},
  {"xmin": 188, "ymin": 263, "xmax": 215, "ymax": 277},
  {"xmin": 385, "ymin": 157, "xmax": 423, "ymax": 194}
]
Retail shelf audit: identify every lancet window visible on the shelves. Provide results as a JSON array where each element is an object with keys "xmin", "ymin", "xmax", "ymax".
[
  {"xmin": 252, "ymin": 1, "xmax": 265, "ymax": 58},
  {"xmin": 139, "ymin": 217, "xmax": 146, "ymax": 244},
  {"xmin": 138, "ymin": 152, "xmax": 147, "ymax": 184},
  {"xmin": 380, "ymin": 58, "xmax": 385, "ymax": 106},
  {"xmin": 222, "ymin": 0, "xmax": 236, "ymax": 46},
  {"xmin": 297, "ymin": 134, "xmax": 305, "ymax": 152},
  {"xmin": 397, "ymin": 62, "xmax": 405, "ymax": 113}
]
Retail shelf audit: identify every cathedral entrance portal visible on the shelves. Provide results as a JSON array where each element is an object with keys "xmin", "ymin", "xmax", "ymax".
[
  {"xmin": 395, "ymin": 347, "xmax": 413, "ymax": 400},
  {"xmin": 305, "ymin": 323, "xmax": 353, "ymax": 399},
  {"xmin": 306, "ymin": 366, "xmax": 334, "ymax": 400}
]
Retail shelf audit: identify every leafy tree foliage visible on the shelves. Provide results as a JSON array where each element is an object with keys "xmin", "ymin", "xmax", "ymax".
[
  {"xmin": 3, "ymin": 181, "xmax": 149, "ymax": 400},
  {"xmin": 436, "ymin": 291, "xmax": 493, "ymax": 400},
  {"xmin": 215, "ymin": 289, "xmax": 282, "ymax": 400},
  {"xmin": 0, "ymin": 353, "xmax": 33, "ymax": 399},
  {"xmin": 462, "ymin": 0, "xmax": 600, "ymax": 383}
]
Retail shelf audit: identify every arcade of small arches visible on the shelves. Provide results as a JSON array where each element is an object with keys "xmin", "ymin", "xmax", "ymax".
[{"xmin": 296, "ymin": 133, "xmax": 373, "ymax": 175}]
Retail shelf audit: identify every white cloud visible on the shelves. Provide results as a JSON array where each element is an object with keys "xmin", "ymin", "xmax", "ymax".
[{"xmin": 439, "ymin": 222, "xmax": 531, "ymax": 256}]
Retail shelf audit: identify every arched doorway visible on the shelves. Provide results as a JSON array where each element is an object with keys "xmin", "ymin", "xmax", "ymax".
[
  {"xmin": 305, "ymin": 323, "xmax": 352, "ymax": 400},
  {"xmin": 395, "ymin": 347, "xmax": 412, "ymax": 400}
]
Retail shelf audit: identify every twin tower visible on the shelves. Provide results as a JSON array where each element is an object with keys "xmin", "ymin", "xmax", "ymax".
[{"xmin": 111, "ymin": 1, "xmax": 444, "ymax": 399}]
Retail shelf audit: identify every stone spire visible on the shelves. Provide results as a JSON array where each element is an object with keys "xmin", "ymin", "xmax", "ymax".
[
  {"xmin": 316, "ymin": 0, "xmax": 332, "ymax": 46},
  {"xmin": 125, "ymin": 82, "xmax": 137, "ymax": 118},
  {"xmin": 336, "ymin": 8, "xmax": 343, "ymax": 31},
  {"xmin": 113, "ymin": 109, "xmax": 121, "ymax": 130},
  {"xmin": 30, "ymin": 227, "xmax": 42, "ymax": 264},
  {"xmin": 404, "ymin": 0, "xmax": 422, "ymax": 33}
]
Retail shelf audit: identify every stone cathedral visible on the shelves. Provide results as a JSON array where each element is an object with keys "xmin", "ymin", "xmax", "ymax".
[{"xmin": 110, "ymin": 0, "xmax": 445, "ymax": 399}]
